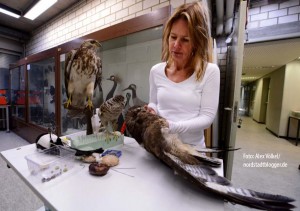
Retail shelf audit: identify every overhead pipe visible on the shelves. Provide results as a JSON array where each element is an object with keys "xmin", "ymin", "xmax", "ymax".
[
  {"xmin": 225, "ymin": 0, "xmax": 236, "ymax": 34},
  {"xmin": 215, "ymin": 0, "xmax": 224, "ymax": 36},
  {"xmin": 0, "ymin": 25, "xmax": 30, "ymax": 41},
  {"xmin": 206, "ymin": 0, "xmax": 212, "ymax": 35}
]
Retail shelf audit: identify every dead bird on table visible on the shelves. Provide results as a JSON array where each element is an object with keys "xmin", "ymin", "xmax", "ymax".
[{"xmin": 125, "ymin": 106, "xmax": 296, "ymax": 211}]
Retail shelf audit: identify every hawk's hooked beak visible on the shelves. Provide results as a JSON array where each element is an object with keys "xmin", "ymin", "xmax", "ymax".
[{"xmin": 95, "ymin": 41, "xmax": 102, "ymax": 48}]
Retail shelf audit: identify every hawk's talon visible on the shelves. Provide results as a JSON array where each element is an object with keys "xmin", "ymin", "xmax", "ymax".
[
  {"xmin": 65, "ymin": 96, "xmax": 72, "ymax": 108},
  {"xmin": 86, "ymin": 97, "xmax": 94, "ymax": 111}
]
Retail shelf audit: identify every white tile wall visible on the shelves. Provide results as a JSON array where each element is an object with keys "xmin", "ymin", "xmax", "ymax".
[
  {"xmin": 289, "ymin": 6, "xmax": 300, "ymax": 15},
  {"xmin": 261, "ymin": 4, "xmax": 278, "ymax": 13},
  {"xmin": 260, "ymin": 18, "xmax": 277, "ymax": 27},
  {"xmin": 280, "ymin": 0, "xmax": 300, "ymax": 9},
  {"xmin": 170, "ymin": 0, "xmax": 185, "ymax": 8},
  {"xmin": 278, "ymin": 14, "xmax": 299, "ymax": 24},
  {"xmin": 251, "ymin": 12, "xmax": 268, "ymax": 21},
  {"xmin": 249, "ymin": 7, "xmax": 260, "ymax": 15},
  {"xmin": 129, "ymin": 2, "xmax": 142, "ymax": 15},
  {"xmin": 25, "ymin": 0, "xmax": 300, "ymax": 56},
  {"xmin": 123, "ymin": 0, "xmax": 136, "ymax": 8},
  {"xmin": 248, "ymin": 0, "xmax": 300, "ymax": 30},
  {"xmin": 268, "ymin": 8, "xmax": 287, "ymax": 18},
  {"xmin": 143, "ymin": 0, "xmax": 159, "ymax": 9},
  {"xmin": 26, "ymin": 0, "xmax": 193, "ymax": 56},
  {"xmin": 247, "ymin": 21, "xmax": 259, "ymax": 29}
]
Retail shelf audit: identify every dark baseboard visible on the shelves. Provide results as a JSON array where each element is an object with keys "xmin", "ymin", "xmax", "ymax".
[
  {"xmin": 252, "ymin": 118, "xmax": 265, "ymax": 124},
  {"xmin": 265, "ymin": 127, "xmax": 279, "ymax": 137}
]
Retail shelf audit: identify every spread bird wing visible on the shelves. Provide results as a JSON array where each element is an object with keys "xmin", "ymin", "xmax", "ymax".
[
  {"xmin": 164, "ymin": 152, "xmax": 295, "ymax": 211},
  {"xmin": 64, "ymin": 49, "xmax": 77, "ymax": 99},
  {"xmin": 125, "ymin": 106, "xmax": 296, "ymax": 211}
]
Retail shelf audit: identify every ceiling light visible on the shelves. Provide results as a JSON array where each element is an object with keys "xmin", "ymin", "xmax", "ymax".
[
  {"xmin": 24, "ymin": 0, "xmax": 57, "ymax": 20},
  {"xmin": 0, "ymin": 3, "xmax": 21, "ymax": 18}
]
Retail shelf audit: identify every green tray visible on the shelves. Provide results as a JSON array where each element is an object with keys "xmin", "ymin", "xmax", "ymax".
[{"xmin": 68, "ymin": 132, "xmax": 124, "ymax": 151}]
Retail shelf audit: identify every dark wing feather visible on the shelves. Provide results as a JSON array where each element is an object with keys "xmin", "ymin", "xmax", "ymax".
[
  {"xmin": 64, "ymin": 49, "xmax": 77, "ymax": 98},
  {"xmin": 164, "ymin": 152, "xmax": 295, "ymax": 210},
  {"xmin": 124, "ymin": 106, "xmax": 296, "ymax": 211},
  {"xmin": 164, "ymin": 152, "xmax": 231, "ymax": 186}
]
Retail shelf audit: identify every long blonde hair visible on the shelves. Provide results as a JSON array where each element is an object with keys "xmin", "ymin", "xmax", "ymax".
[{"xmin": 162, "ymin": 1, "xmax": 211, "ymax": 81}]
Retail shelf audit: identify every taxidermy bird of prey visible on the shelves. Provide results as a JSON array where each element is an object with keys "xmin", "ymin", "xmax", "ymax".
[
  {"xmin": 64, "ymin": 39, "xmax": 102, "ymax": 112},
  {"xmin": 125, "ymin": 106, "xmax": 295, "ymax": 211},
  {"xmin": 99, "ymin": 95, "xmax": 125, "ymax": 133}
]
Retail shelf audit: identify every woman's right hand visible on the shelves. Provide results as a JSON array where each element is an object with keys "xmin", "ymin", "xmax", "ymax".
[{"xmin": 143, "ymin": 105, "xmax": 156, "ymax": 115}]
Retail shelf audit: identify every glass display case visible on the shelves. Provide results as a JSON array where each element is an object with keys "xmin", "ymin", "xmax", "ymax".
[
  {"xmin": 10, "ymin": 65, "xmax": 26, "ymax": 120},
  {"xmin": 59, "ymin": 53, "xmax": 87, "ymax": 134},
  {"xmin": 60, "ymin": 26, "xmax": 163, "ymax": 135},
  {"xmin": 8, "ymin": 6, "xmax": 170, "ymax": 141},
  {"xmin": 27, "ymin": 57, "xmax": 56, "ymax": 128}
]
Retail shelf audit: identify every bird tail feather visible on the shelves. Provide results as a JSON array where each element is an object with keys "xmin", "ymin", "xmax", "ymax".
[
  {"xmin": 192, "ymin": 154, "xmax": 222, "ymax": 167},
  {"xmin": 164, "ymin": 152, "xmax": 230, "ymax": 186},
  {"xmin": 195, "ymin": 147, "xmax": 241, "ymax": 153}
]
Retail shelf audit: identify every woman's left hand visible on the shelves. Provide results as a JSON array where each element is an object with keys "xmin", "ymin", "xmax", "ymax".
[{"xmin": 143, "ymin": 105, "xmax": 156, "ymax": 115}]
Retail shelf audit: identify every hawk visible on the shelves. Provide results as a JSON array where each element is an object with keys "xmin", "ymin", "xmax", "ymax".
[
  {"xmin": 99, "ymin": 95, "xmax": 125, "ymax": 134},
  {"xmin": 125, "ymin": 106, "xmax": 295, "ymax": 210},
  {"xmin": 64, "ymin": 39, "xmax": 102, "ymax": 112}
]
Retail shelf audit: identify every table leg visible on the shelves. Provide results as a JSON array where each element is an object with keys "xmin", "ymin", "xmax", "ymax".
[
  {"xmin": 296, "ymin": 120, "xmax": 300, "ymax": 146},
  {"xmin": 6, "ymin": 106, "xmax": 10, "ymax": 133},
  {"xmin": 286, "ymin": 117, "xmax": 291, "ymax": 140}
]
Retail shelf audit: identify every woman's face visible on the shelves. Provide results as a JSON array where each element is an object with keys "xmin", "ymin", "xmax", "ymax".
[{"xmin": 168, "ymin": 18, "xmax": 193, "ymax": 67}]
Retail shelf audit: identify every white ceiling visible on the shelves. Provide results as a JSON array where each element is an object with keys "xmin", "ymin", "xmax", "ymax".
[
  {"xmin": 242, "ymin": 37, "xmax": 300, "ymax": 83},
  {"xmin": 0, "ymin": 0, "xmax": 80, "ymax": 35}
]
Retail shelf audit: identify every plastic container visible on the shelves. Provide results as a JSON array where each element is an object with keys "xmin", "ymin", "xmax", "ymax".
[
  {"xmin": 68, "ymin": 132, "xmax": 124, "ymax": 151},
  {"xmin": 91, "ymin": 108, "xmax": 101, "ymax": 134},
  {"xmin": 25, "ymin": 146, "xmax": 75, "ymax": 182}
]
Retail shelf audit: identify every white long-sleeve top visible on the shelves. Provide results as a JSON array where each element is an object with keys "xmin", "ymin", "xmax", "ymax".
[{"xmin": 148, "ymin": 62, "xmax": 220, "ymax": 147}]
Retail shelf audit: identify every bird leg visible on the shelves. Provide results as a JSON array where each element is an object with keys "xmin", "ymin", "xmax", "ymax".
[
  {"xmin": 86, "ymin": 96, "xmax": 94, "ymax": 111},
  {"xmin": 65, "ymin": 95, "xmax": 72, "ymax": 108},
  {"xmin": 86, "ymin": 82, "xmax": 94, "ymax": 111},
  {"xmin": 102, "ymin": 121, "xmax": 120, "ymax": 142}
]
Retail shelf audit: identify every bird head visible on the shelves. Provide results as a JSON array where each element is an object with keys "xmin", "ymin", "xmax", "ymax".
[
  {"xmin": 125, "ymin": 105, "xmax": 143, "ymax": 118},
  {"xmin": 112, "ymin": 95, "xmax": 126, "ymax": 108},
  {"xmin": 106, "ymin": 75, "xmax": 121, "ymax": 83},
  {"xmin": 81, "ymin": 39, "xmax": 102, "ymax": 49},
  {"xmin": 107, "ymin": 75, "xmax": 115, "ymax": 81},
  {"xmin": 123, "ymin": 84, "xmax": 136, "ymax": 91},
  {"xmin": 126, "ymin": 92, "xmax": 131, "ymax": 99}
]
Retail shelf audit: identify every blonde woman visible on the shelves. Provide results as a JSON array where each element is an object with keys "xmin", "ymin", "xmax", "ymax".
[{"xmin": 145, "ymin": 2, "xmax": 220, "ymax": 148}]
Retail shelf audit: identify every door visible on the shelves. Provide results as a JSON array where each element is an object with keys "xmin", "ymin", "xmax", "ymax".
[
  {"xmin": 223, "ymin": 1, "xmax": 247, "ymax": 179},
  {"xmin": 260, "ymin": 78, "xmax": 270, "ymax": 123}
]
